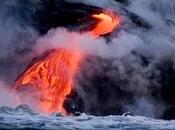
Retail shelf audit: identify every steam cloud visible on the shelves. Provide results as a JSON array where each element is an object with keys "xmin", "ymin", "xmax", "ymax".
[
  {"xmin": 0, "ymin": 81, "xmax": 17, "ymax": 107},
  {"xmin": 0, "ymin": 0, "xmax": 175, "ymax": 119}
]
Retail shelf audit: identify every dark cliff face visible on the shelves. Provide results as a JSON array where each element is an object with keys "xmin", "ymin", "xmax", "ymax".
[
  {"xmin": 1, "ymin": 0, "xmax": 175, "ymax": 120},
  {"xmin": 31, "ymin": 0, "xmax": 102, "ymax": 34},
  {"xmin": 1, "ymin": 0, "xmax": 102, "ymax": 34}
]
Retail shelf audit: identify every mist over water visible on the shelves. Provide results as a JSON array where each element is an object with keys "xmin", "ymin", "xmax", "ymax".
[{"xmin": 63, "ymin": 0, "xmax": 175, "ymax": 118}]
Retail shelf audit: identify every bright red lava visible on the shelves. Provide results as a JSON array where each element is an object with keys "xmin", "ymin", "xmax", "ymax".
[{"xmin": 14, "ymin": 11, "xmax": 120, "ymax": 115}]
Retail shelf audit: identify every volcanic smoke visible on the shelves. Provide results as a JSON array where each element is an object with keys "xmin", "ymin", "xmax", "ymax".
[{"xmin": 14, "ymin": 11, "xmax": 120, "ymax": 115}]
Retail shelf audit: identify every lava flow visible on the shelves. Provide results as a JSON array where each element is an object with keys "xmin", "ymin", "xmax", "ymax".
[
  {"xmin": 91, "ymin": 12, "xmax": 120, "ymax": 36},
  {"xmin": 14, "ymin": 11, "xmax": 120, "ymax": 115}
]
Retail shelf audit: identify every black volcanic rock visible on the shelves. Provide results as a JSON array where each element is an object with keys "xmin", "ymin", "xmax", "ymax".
[
  {"xmin": 163, "ymin": 105, "xmax": 175, "ymax": 120},
  {"xmin": 115, "ymin": 0, "xmax": 128, "ymax": 4},
  {"xmin": 3, "ymin": 0, "xmax": 102, "ymax": 35},
  {"xmin": 32, "ymin": 0, "xmax": 102, "ymax": 34},
  {"xmin": 63, "ymin": 90, "xmax": 85, "ymax": 115}
]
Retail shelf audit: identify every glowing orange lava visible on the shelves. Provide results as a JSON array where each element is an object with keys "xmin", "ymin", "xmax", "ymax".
[
  {"xmin": 91, "ymin": 12, "xmax": 120, "ymax": 36},
  {"xmin": 14, "ymin": 49, "xmax": 82, "ymax": 114},
  {"xmin": 14, "ymin": 11, "xmax": 120, "ymax": 115}
]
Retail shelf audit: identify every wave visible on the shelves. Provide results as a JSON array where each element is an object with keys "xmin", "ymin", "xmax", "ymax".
[{"xmin": 0, "ymin": 105, "xmax": 174, "ymax": 130}]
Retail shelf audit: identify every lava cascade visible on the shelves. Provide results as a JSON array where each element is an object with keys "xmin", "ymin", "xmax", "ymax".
[{"xmin": 14, "ymin": 11, "xmax": 120, "ymax": 114}]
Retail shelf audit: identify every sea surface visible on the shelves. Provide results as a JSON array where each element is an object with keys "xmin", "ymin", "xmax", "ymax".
[{"xmin": 0, "ymin": 105, "xmax": 174, "ymax": 130}]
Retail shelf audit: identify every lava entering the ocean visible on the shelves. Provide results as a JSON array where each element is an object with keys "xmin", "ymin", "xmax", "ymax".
[{"xmin": 14, "ymin": 11, "xmax": 120, "ymax": 115}]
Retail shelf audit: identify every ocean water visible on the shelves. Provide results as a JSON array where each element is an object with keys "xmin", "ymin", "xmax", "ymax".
[{"xmin": 0, "ymin": 105, "xmax": 174, "ymax": 130}]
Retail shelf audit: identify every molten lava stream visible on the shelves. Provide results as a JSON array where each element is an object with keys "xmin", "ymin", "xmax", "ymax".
[
  {"xmin": 14, "ymin": 11, "xmax": 120, "ymax": 115},
  {"xmin": 14, "ymin": 50, "xmax": 82, "ymax": 114},
  {"xmin": 91, "ymin": 11, "xmax": 120, "ymax": 36}
]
